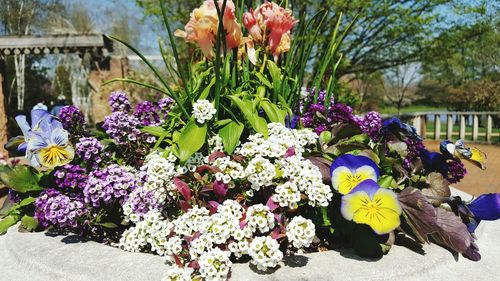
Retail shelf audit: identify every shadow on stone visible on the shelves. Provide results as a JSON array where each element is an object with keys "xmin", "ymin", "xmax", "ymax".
[
  {"xmin": 337, "ymin": 248, "xmax": 381, "ymax": 262},
  {"xmin": 283, "ymin": 254, "xmax": 309, "ymax": 268},
  {"xmin": 249, "ymin": 263, "xmax": 281, "ymax": 275},
  {"xmin": 44, "ymin": 231, "xmax": 88, "ymax": 244},
  {"xmin": 394, "ymin": 233, "xmax": 426, "ymax": 255}
]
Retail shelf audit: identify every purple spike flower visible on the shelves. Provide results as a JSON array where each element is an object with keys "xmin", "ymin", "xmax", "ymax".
[
  {"xmin": 356, "ymin": 111, "xmax": 382, "ymax": 139},
  {"xmin": 447, "ymin": 160, "xmax": 467, "ymax": 184}
]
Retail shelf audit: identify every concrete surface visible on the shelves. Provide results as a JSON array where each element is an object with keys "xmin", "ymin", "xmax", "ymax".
[{"xmin": 0, "ymin": 189, "xmax": 499, "ymax": 281}]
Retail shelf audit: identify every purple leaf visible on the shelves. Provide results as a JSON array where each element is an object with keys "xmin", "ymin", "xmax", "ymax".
[
  {"xmin": 213, "ymin": 181, "xmax": 228, "ymax": 198},
  {"xmin": 208, "ymin": 151, "xmax": 226, "ymax": 162},
  {"xmin": 266, "ymin": 196, "xmax": 279, "ymax": 211},
  {"xmin": 174, "ymin": 178, "xmax": 192, "ymax": 201},
  {"xmin": 284, "ymin": 147, "xmax": 296, "ymax": 158},
  {"xmin": 398, "ymin": 187, "xmax": 438, "ymax": 243}
]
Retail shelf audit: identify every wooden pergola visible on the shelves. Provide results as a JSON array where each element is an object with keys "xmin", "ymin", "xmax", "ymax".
[{"xmin": 0, "ymin": 33, "xmax": 116, "ymax": 154}]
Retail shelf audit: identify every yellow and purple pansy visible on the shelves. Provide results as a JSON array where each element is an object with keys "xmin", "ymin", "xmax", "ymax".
[
  {"xmin": 12, "ymin": 109, "xmax": 74, "ymax": 169},
  {"xmin": 330, "ymin": 154, "xmax": 380, "ymax": 195},
  {"xmin": 341, "ymin": 179, "xmax": 402, "ymax": 234}
]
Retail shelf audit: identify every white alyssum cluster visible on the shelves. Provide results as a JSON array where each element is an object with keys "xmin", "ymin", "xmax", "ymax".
[
  {"xmin": 217, "ymin": 199, "xmax": 244, "ymax": 219},
  {"xmin": 236, "ymin": 123, "xmax": 317, "ymax": 158},
  {"xmin": 192, "ymin": 99, "xmax": 216, "ymax": 124},
  {"xmin": 200, "ymin": 213, "xmax": 239, "ymax": 244},
  {"xmin": 248, "ymin": 236, "xmax": 284, "ymax": 271},
  {"xmin": 277, "ymin": 155, "xmax": 333, "ymax": 207},
  {"xmin": 161, "ymin": 267, "xmax": 193, "ymax": 281},
  {"xmin": 198, "ymin": 248, "xmax": 232, "ymax": 281},
  {"xmin": 273, "ymin": 181, "xmax": 301, "ymax": 209},
  {"xmin": 245, "ymin": 156, "xmax": 276, "ymax": 190},
  {"xmin": 286, "ymin": 216, "xmax": 316, "ymax": 248},
  {"xmin": 245, "ymin": 204, "xmax": 275, "ymax": 233},
  {"xmin": 208, "ymin": 134, "xmax": 224, "ymax": 152},
  {"xmin": 119, "ymin": 210, "xmax": 174, "ymax": 256},
  {"xmin": 173, "ymin": 206, "xmax": 210, "ymax": 236},
  {"xmin": 212, "ymin": 156, "xmax": 246, "ymax": 184},
  {"xmin": 123, "ymin": 153, "xmax": 179, "ymax": 222}
]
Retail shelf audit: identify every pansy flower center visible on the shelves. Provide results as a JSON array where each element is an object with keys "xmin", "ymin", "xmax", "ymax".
[{"xmin": 40, "ymin": 145, "xmax": 73, "ymax": 167}]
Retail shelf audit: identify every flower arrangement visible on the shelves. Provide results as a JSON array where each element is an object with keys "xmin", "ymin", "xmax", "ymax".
[{"xmin": 1, "ymin": 1, "xmax": 500, "ymax": 281}]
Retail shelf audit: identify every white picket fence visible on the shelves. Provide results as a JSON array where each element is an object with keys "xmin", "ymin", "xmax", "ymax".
[{"xmin": 404, "ymin": 112, "xmax": 499, "ymax": 143}]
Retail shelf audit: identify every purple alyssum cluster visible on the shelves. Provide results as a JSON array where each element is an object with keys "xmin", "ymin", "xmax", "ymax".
[
  {"xmin": 76, "ymin": 137, "xmax": 104, "ymax": 167},
  {"xmin": 103, "ymin": 112, "xmax": 143, "ymax": 145},
  {"xmin": 83, "ymin": 164, "xmax": 136, "ymax": 207},
  {"xmin": 134, "ymin": 101, "xmax": 162, "ymax": 126},
  {"xmin": 109, "ymin": 91, "xmax": 132, "ymax": 113},
  {"xmin": 34, "ymin": 189, "xmax": 87, "ymax": 229},
  {"xmin": 126, "ymin": 187, "xmax": 163, "ymax": 217},
  {"xmin": 59, "ymin": 105, "xmax": 86, "ymax": 136},
  {"xmin": 54, "ymin": 164, "xmax": 88, "ymax": 191},
  {"xmin": 355, "ymin": 111, "xmax": 382, "ymax": 140}
]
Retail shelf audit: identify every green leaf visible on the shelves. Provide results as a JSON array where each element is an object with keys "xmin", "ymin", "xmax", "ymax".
[
  {"xmin": 0, "ymin": 166, "xmax": 42, "ymax": 193},
  {"xmin": 260, "ymin": 100, "xmax": 286, "ymax": 124},
  {"xmin": 0, "ymin": 215, "xmax": 20, "ymax": 234},
  {"xmin": 176, "ymin": 119, "xmax": 207, "ymax": 164},
  {"xmin": 219, "ymin": 121, "xmax": 244, "ymax": 154},
  {"xmin": 378, "ymin": 175, "xmax": 397, "ymax": 189},
  {"xmin": 227, "ymin": 95, "xmax": 268, "ymax": 138},
  {"xmin": 99, "ymin": 222, "xmax": 118, "ymax": 228},
  {"xmin": 20, "ymin": 215, "xmax": 38, "ymax": 232},
  {"xmin": 140, "ymin": 126, "xmax": 169, "ymax": 137},
  {"xmin": 254, "ymin": 72, "xmax": 273, "ymax": 89}
]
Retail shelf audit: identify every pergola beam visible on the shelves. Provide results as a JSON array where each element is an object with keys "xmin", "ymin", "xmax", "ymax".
[{"xmin": 0, "ymin": 34, "xmax": 113, "ymax": 56}]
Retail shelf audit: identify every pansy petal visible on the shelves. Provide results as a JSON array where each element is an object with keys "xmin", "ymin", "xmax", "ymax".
[
  {"xmin": 37, "ymin": 144, "xmax": 74, "ymax": 169},
  {"xmin": 349, "ymin": 179, "xmax": 380, "ymax": 197},
  {"xmin": 372, "ymin": 188, "xmax": 403, "ymax": 215},
  {"xmin": 468, "ymin": 193, "xmax": 500, "ymax": 221},
  {"xmin": 26, "ymin": 132, "xmax": 49, "ymax": 151},
  {"xmin": 341, "ymin": 191, "xmax": 371, "ymax": 221},
  {"xmin": 15, "ymin": 115, "xmax": 30, "ymax": 137},
  {"xmin": 355, "ymin": 204, "xmax": 401, "ymax": 235},
  {"xmin": 419, "ymin": 148, "xmax": 448, "ymax": 175},
  {"xmin": 50, "ymin": 126, "xmax": 69, "ymax": 147},
  {"xmin": 330, "ymin": 154, "xmax": 380, "ymax": 178}
]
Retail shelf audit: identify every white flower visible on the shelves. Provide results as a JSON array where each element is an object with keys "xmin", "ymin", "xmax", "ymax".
[
  {"xmin": 208, "ymin": 134, "xmax": 224, "ymax": 152},
  {"xmin": 200, "ymin": 213, "xmax": 239, "ymax": 244},
  {"xmin": 245, "ymin": 156, "xmax": 276, "ymax": 190},
  {"xmin": 161, "ymin": 267, "xmax": 193, "ymax": 281},
  {"xmin": 228, "ymin": 240, "xmax": 250, "ymax": 258},
  {"xmin": 246, "ymin": 204, "xmax": 275, "ymax": 233},
  {"xmin": 306, "ymin": 181, "xmax": 333, "ymax": 207},
  {"xmin": 273, "ymin": 181, "xmax": 301, "ymax": 209},
  {"xmin": 248, "ymin": 236, "xmax": 283, "ymax": 270},
  {"xmin": 198, "ymin": 248, "xmax": 232, "ymax": 281},
  {"xmin": 217, "ymin": 200, "xmax": 244, "ymax": 220},
  {"xmin": 189, "ymin": 235, "xmax": 214, "ymax": 260},
  {"xmin": 286, "ymin": 216, "xmax": 316, "ymax": 248},
  {"xmin": 192, "ymin": 99, "xmax": 216, "ymax": 124},
  {"xmin": 174, "ymin": 206, "xmax": 210, "ymax": 236}
]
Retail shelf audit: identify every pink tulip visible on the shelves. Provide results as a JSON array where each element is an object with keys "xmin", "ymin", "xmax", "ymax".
[
  {"xmin": 175, "ymin": 0, "xmax": 242, "ymax": 59},
  {"xmin": 243, "ymin": 2, "xmax": 298, "ymax": 59}
]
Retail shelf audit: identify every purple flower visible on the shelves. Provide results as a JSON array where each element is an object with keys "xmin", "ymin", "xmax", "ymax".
[
  {"xmin": 54, "ymin": 164, "xmax": 88, "ymax": 191},
  {"xmin": 83, "ymin": 164, "xmax": 136, "ymax": 207},
  {"xmin": 419, "ymin": 148, "xmax": 448, "ymax": 176},
  {"xmin": 134, "ymin": 101, "xmax": 161, "ymax": 126},
  {"xmin": 34, "ymin": 189, "xmax": 87, "ymax": 229},
  {"xmin": 381, "ymin": 117, "xmax": 421, "ymax": 141},
  {"xmin": 468, "ymin": 193, "xmax": 500, "ymax": 221},
  {"xmin": 102, "ymin": 112, "xmax": 142, "ymax": 145},
  {"xmin": 158, "ymin": 97, "xmax": 174, "ymax": 119},
  {"xmin": 403, "ymin": 137, "xmax": 424, "ymax": 168},
  {"xmin": 8, "ymin": 189, "xmax": 21, "ymax": 203},
  {"xmin": 125, "ymin": 186, "xmax": 163, "ymax": 218},
  {"xmin": 76, "ymin": 137, "xmax": 104, "ymax": 168},
  {"xmin": 356, "ymin": 111, "xmax": 382, "ymax": 139},
  {"xmin": 447, "ymin": 160, "xmax": 466, "ymax": 184},
  {"xmin": 329, "ymin": 103, "xmax": 355, "ymax": 124},
  {"xmin": 59, "ymin": 105, "xmax": 86, "ymax": 135},
  {"xmin": 109, "ymin": 91, "xmax": 131, "ymax": 113}
]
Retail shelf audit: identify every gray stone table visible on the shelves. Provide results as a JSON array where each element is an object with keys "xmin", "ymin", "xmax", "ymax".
[{"xmin": 1, "ymin": 189, "xmax": 499, "ymax": 281}]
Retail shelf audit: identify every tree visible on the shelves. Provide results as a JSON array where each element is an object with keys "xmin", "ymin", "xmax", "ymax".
[{"xmin": 384, "ymin": 64, "xmax": 421, "ymax": 114}]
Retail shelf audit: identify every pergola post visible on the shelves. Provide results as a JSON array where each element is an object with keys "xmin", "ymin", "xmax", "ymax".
[{"xmin": 0, "ymin": 59, "xmax": 8, "ymax": 156}]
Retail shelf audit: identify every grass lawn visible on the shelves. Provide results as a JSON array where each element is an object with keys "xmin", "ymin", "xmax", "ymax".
[{"xmin": 378, "ymin": 105, "xmax": 447, "ymax": 115}]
